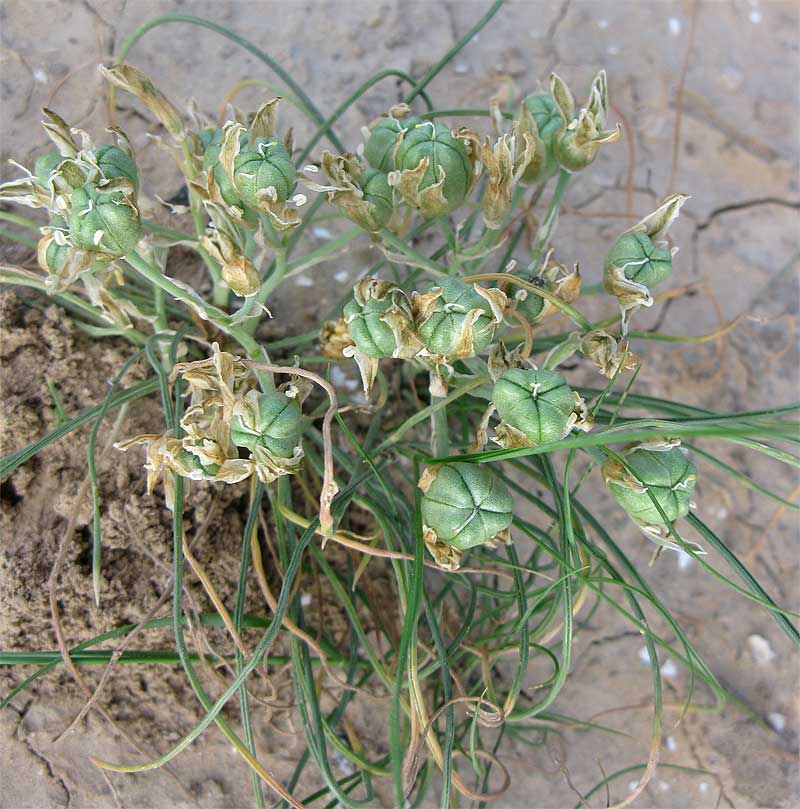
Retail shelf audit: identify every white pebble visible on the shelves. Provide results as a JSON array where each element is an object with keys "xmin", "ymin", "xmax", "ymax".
[
  {"xmin": 668, "ymin": 17, "xmax": 682, "ymax": 35},
  {"xmin": 658, "ymin": 781, "xmax": 671, "ymax": 792},
  {"xmin": 598, "ymin": 18, "xmax": 609, "ymax": 29},
  {"xmin": 454, "ymin": 63, "xmax": 470, "ymax": 75},
  {"xmin": 749, "ymin": 9, "xmax": 762, "ymax": 23},
  {"xmin": 665, "ymin": 735, "xmax": 677, "ymax": 752},
  {"xmin": 661, "ymin": 659, "xmax": 679, "ymax": 679},
  {"xmin": 33, "ymin": 68, "xmax": 49, "ymax": 83},
  {"xmin": 699, "ymin": 782, "xmax": 710, "ymax": 795},
  {"xmin": 294, "ymin": 275, "xmax": 314, "ymax": 287},
  {"xmin": 300, "ymin": 592, "xmax": 312, "ymax": 607},
  {"xmin": 607, "ymin": 45, "xmax": 620, "ymax": 56},
  {"xmin": 677, "ymin": 550, "xmax": 693, "ymax": 570},
  {"xmin": 628, "ymin": 780, "xmax": 639, "ymax": 793},
  {"xmin": 768, "ymin": 712, "xmax": 786, "ymax": 732},
  {"xmin": 747, "ymin": 634, "xmax": 776, "ymax": 664},
  {"xmin": 334, "ymin": 270, "xmax": 350, "ymax": 282},
  {"xmin": 638, "ymin": 646, "xmax": 651, "ymax": 666},
  {"xmin": 312, "ymin": 226, "xmax": 332, "ymax": 240}
]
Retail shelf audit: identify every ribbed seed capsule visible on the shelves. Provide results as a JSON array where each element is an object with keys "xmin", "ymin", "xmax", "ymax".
[
  {"xmin": 344, "ymin": 284, "xmax": 408, "ymax": 359},
  {"xmin": 605, "ymin": 231, "xmax": 672, "ymax": 289},
  {"xmin": 202, "ymin": 129, "xmax": 245, "ymax": 209},
  {"xmin": 34, "ymin": 151, "xmax": 63, "ymax": 189},
  {"xmin": 493, "ymin": 368, "xmax": 580, "ymax": 445},
  {"xmin": 230, "ymin": 390, "xmax": 303, "ymax": 460},
  {"xmin": 94, "ymin": 144, "xmax": 140, "ymax": 197},
  {"xmin": 69, "ymin": 183, "xmax": 140, "ymax": 257},
  {"xmin": 364, "ymin": 115, "xmax": 422, "ymax": 172},
  {"xmin": 602, "ymin": 444, "xmax": 697, "ymax": 528},
  {"xmin": 394, "ymin": 121, "xmax": 471, "ymax": 211},
  {"xmin": 513, "ymin": 271, "xmax": 546, "ymax": 321},
  {"xmin": 233, "ymin": 137, "xmax": 296, "ymax": 206},
  {"xmin": 421, "ymin": 462, "xmax": 513, "ymax": 551},
  {"xmin": 521, "ymin": 94, "xmax": 563, "ymax": 182},
  {"xmin": 415, "ymin": 278, "xmax": 497, "ymax": 358},
  {"xmin": 359, "ymin": 168, "xmax": 394, "ymax": 227}
]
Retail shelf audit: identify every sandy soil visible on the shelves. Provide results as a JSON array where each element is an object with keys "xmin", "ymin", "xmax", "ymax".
[{"xmin": 1, "ymin": 1, "xmax": 798, "ymax": 807}]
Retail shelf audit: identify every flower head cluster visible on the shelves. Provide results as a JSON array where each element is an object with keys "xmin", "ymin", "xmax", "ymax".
[
  {"xmin": 0, "ymin": 109, "xmax": 144, "ymax": 326},
  {"xmin": 116, "ymin": 345, "xmax": 306, "ymax": 508},
  {"xmin": 342, "ymin": 276, "xmax": 509, "ymax": 396}
]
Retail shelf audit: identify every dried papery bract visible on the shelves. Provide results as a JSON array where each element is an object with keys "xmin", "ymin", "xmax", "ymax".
[
  {"xmin": 200, "ymin": 226, "xmax": 260, "ymax": 297},
  {"xmin": 100, "ymin": 64, "xmax": 185, "ymax": 140},
  {"xmin": 580, "ymin": 329, "xmax": 639, "ymax": 378},
  {"xmin": 481, "ymin": 125, "xmax": 537, "ymax": 228}
]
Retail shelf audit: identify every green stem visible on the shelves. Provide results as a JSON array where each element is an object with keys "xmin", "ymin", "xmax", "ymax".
[
  {"xmin": 528, "ymin": 168, "xmax": 570, "ymax": 270},
  {"xmin": 125, "ymin": 250, "xmax": 227, "ymax": 324},
  {"xmin": 141, "ymin": 219, "xmax": 197, "ymax": 242},
  {"xmin": 0, "ymin": 210, "xmax": 41, "ymax": 231},
  {"xmin": 431, "ymin": 396, "xmax": 450, "ymax": 458},
  {"xmin": 403, "ymin": 0, "xmax": 504, "ymax": 104},
  {"xmin": 115, "ymin": 14, "xmax": 344, "ymax": 153},
  {"xmin": 283, "ymin": 225, "xmax": 362, "ymax": 278},
  {"xmin": 379, "ymin": 229, "xmax": 447, "ymax": 276}
]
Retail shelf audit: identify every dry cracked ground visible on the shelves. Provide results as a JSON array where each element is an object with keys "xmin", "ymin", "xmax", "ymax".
[{"xmin": 0, "ymin": 1, "xmax": 799, "ymax": 807}]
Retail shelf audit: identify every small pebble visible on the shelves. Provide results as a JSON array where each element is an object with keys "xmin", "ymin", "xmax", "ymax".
[
  {"xmin": 294, "ymin": 275, "xmax": 314, "ymax": 288},
  {"xmin": 665, "ymin": 735, "xmax": 677, "ymax": 752},
  {"xmin": 661, "ymin": 659, "xmax": 679, "ymax": 679},
  {"xmin": 668, "ymin": 17, "xmax": 682, "ymax": 35},
  {"xmin": 747, "ymin": 634, "xmax": 776, "ymax": 664},
  {"xmin": 768, "ymin": 712, "xmax": 786, "ymax": 733}
]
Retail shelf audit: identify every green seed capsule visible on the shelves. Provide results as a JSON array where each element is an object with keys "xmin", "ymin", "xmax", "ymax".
[
  {"xmin": 513, "ymin": 272, "xmax": 546, "ymax": 321},
  {"xmin": 202, "ymin": 129, "xmax": 245, "ymax": 209},
  {"xmin": 233, "ymin": 137, "xmax": 296, "ymax": 206},
  {"xmin": 231, "ymin": 391, "xmax": 303, "ymax": 460},
  {"xmin": 34, "ymin": 151, "xmax": 63, "ymax": 189},
  {"xmin": 69, "ymin": 183, "xmax": 141, "ymax": 257},
  {"xmin": 521, "ymin": 94, "xmax": 563, "ymax": 181},
  {"xmin": 394, "ymin": 121, "xmax": 471, "ymax": 212},
  {"xmin": 344, "ymin": 292, "xmax": 400, "ymax": 358},
  {"xmin": 94, "ymin": 144, "xmax": 139, "ymax": 196},
  {"xmin": 364, "ymin": 115, "xmax": 422, "ymax": 172},
  {"xmin": 605, "ymin": 231, "xmax": 672, "ymax": 289},
  {"xmin": 42, "ymin": 237, "xmax": 69, "ymax": 274},
  {"xmin": 417, "ymin": 277, "xmax": 496, "ymax": 358},
  {"xmin": 493, "ymin": 368, "xmax": 578, "ymax": 445},
  {"xmin": 360, "ymin": 168, "xmax": 394, "ymax": 227},
  {"xmin": 603, "ymin": 445, "xmax": 697, "ymax": 528},
  {"xmin": 421, "ymin": 463, "xmax": 513, "ymax": 550},
  {"xmin": 176, "ymin": 447, "xmax": 220, "ymax": 479}
]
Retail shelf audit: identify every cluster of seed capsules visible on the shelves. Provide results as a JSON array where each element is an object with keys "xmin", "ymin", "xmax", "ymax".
[{"xmin": 333, "ymin": 84, "xmax": 696, "ymax": 569}]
